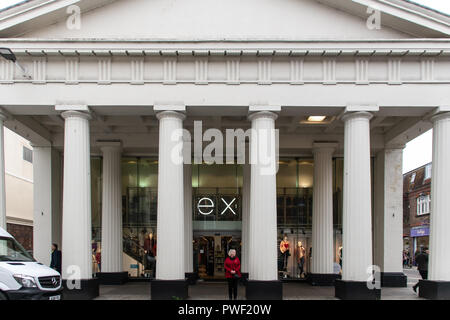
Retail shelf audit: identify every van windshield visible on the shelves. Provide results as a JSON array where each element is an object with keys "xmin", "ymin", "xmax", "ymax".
[{"xmin": 0, "ymin": 237, "xmax": 35, "ymax": 262}]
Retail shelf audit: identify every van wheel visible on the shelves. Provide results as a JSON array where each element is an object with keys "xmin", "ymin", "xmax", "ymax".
[{"xmin": 0, "ymin": 292, "xmax": 7, "ymax": 300}]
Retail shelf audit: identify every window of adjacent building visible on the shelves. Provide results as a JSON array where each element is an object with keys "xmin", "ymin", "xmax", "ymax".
[
  {"xmin": 410, "ymin": 173, "xmax": 416, "ymax": 184},
  {"xmin": 22, "ymin": 146, "xmax": 32, "ymax": 163},
  {"xmin": 424, "ymin": 164, "xmax": 432, "ymax": 180},
  {"xmin": 417, "ymin": 195, "xmax": 431, "ymax": 216}
]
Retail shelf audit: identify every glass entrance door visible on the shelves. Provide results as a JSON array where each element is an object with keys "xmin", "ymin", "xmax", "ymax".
[{"xmin": 193, "ymin": 233, "xmax": 241, "ymax": 280}]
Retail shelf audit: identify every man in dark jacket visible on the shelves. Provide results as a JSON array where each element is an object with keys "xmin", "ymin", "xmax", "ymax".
[
  {"xmin": 50, "ymin": 243, "xmax": 62, "ymax": 274},
  {"xmin": 413, "ymin": 248, "xmax": 429, "ymax": 293}
]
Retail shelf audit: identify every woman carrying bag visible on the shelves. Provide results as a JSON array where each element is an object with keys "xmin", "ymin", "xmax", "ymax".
[{"xmin": 224, "ymin": 249, "xmax": 241, "ymax": 300}]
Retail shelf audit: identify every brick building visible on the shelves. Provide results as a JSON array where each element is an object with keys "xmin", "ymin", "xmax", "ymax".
[{"xmin": 403, "ymin": 162, "xmax": 432, "ymax": 262}]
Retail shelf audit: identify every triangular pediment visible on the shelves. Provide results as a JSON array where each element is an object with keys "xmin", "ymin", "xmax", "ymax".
[{"xmin": 0, "ymin": 0, "xmax": 449, "ymax": 39}]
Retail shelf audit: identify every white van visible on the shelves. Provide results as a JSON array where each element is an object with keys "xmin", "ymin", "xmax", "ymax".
[{"xmin": 0, "ymin": 227, "xmax": 63, "ymax": 300}]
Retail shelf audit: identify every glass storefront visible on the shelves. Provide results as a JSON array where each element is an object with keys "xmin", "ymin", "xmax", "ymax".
[
  {"xmin": 90, "ymin": 157, "xmax": 350, "ymax": 279},
  {"xmin": 192, "ymin": 164, "xmax": 243, "ymax": 279}
]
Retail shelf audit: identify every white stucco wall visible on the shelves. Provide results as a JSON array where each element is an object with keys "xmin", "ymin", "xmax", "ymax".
[{"xmin": 4, "ymin": 128, "xmax": 33, "ymax": 224}]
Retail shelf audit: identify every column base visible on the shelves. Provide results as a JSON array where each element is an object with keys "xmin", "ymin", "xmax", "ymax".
[
  {"xmin": 62, "ymin": 279, "xmax": 99, "ymax": 300},
  {"xmin": 185, "ymin": 272, "xmax": 198, "ymax": 285},
  {"xmin": 241, "ymin": 273, "xmax": 249, "ymax": 286},
  {"xmin": 381, "ymin": 272, "xmax": 407, "ymax": 288},
  {"xmin": 151, "ymin": 279, "xmax": 188, "ymax": 300},
  {"xmin": 308, "ymin": 273, "xmax": 340, "ymax": 286},
  {"xmin": 419, "ymin": 280, "xmax": 450, "ymax": 300},
  {"xmin": 335, "ymin": 279, "xmax": 381, "ymax": 300},
  {"xmin": 97, "ymin": 272, "xmax": 129, "ymax": 285},
  {"xmin": 246, "ymin": 280, "xmax": 283, "ymax": 300}
]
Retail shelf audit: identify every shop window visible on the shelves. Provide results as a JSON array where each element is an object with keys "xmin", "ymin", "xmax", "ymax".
[
  {"xmin": 417, "ymin": 195, "xmax": 431, "ymax": 216},
  {"xmin": 424, "ymin": 164, "xmax": 432, "ymax": 180}
]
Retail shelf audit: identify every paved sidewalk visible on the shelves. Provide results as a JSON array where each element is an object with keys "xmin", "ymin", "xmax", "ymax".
[{"xmin": 96, "ymin": 269, "xmax": 423, "ymax": 300}]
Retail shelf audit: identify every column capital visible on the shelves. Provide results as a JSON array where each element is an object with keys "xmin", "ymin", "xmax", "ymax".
[
  {"xmin": 249, "ymin": 105, "xmax": 281, "ymax": 113},
  {"xmin": 312, "ymin": 142, "xmax": 338, "ymax": 154},
  {"xmin": 345, "ymin": 105, "xmax": 379, "ymax": 113},
  {"xmin": 431, "ymin": 111, "xmax": 450, "ymax": 123},
  {"xmin": 99, "ymin": 141, "xmax": 122, "ymax": 153},
  {"xmin": 61, "ymin": 110, "xmax": 92, "ymax": 121},
  {"xmin": 248, "ymin": 111, "xmax": 278, "ymax": 122},
  {"xmin": 156, "ymin": 110, "xmax": 186, "ymax": 121},
  {"xmin": 154, "ymin": 104, "xmax": 186, "ymax": 113},
  {"xmin": 341, "ymin": 111, "xmax": 374, "ymax": 123}
]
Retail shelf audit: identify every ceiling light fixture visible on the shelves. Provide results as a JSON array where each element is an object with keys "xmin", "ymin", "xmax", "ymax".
[{"xmin": 307, "ymin": 116, "xmax": 326, "ymax": 122}]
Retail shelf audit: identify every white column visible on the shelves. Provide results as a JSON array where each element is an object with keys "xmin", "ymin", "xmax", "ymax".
[
  {"xmin": 184, "ymin": 164, "xmax": 193, "ymax": 274},
  {"xmin": 241, "ymin": 163, "xmax": 250, "ymax": 273},
  {"xmin": 156, "ymin": 111, "xmax": 185, "ymax": 280},
  {"xmin": 429, "ymin": 112, "xmax": 450, "ymax": 281},
  {"xmin": 33, "ymin": 148, "xmax": 63, "ymax": 266},
  {"xmin": 342, "ymin": 112, "xmax": 373, "ymax": 282},
  {"xmin": 374, "ymin": 147, "xmax": 404, "ymax": 275},
  {"xmin": 100, "ymin": 142, "xmax": 123, "ymax": 273},
  {"xmin": 61, "ymin": 111, "xmax": 92, "ymax": 280},
  {"xmin": 311, "ymin": 143, "xmax": 336, "ymax": 275},
  {"xmin": 248, "ymin": 111, "xmax": 278, "ymax": 281},
  {"xmin": 33, "ymin": 147, "xmax": 55, "ymax": 265},
  {"xmin": 0, "ymin": 112, "xmax": 6, "ymax": 230}
]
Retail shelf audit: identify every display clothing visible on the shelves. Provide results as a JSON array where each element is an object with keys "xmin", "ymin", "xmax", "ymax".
[
  {"xmin": 296, "ymin": 245, "xmax": 306, "ymax": 277},
  {"xmin": 144, "ymin": 238, "xmax": 156, "ymax": 256},
  {"xmin": 144, "ymin": 237, "xmax": 157, "ymax": 277},
  {"xmin": 280, "ymin": 240, "xmax": 290, "ymax": 271}
]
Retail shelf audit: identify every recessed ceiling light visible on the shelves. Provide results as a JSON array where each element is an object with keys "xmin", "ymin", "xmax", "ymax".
[{"xmin": 307, "ymin": 116, "xmax": 326, "ymax": 122}]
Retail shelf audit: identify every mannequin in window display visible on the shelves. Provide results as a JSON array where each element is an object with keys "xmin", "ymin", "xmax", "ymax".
[
  {"xmin": 296, "ymin": 241, "xmax": 306, "ymax": 278},
  {"xmin": 139, "ymin": 228, "xmax": 146, "ymax": 248},
  {"xmin": 279, "ymin": 236, "xmax": 290, "ymax": 271},
  {"xmin": 144, "ymin": 232, "xmax": 156, "ymax": 278}
]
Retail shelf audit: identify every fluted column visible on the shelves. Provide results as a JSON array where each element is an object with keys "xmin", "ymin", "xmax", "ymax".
[
  {"xmin": 61, "ymin": 111, "xmax": 93, "ymax": 282},
  {"xmin": 374, "ymin": 147, "xmax": 406, "ymax": 287},
  {"xmin": 341, "ymin": 112, "xmax": 373, "ymax": 281},
  {"xmin": 184, "ymin": 164, "xmax": 193, "ymax": 274},
  {"xmin": 429, "ymin": 112, "xmax": 450, "ymax": 281},
  {"xmin": 0, "ymin": 111, "xmax": 6, "ymax": 231},
  {"xmin": 246, "ymin": 110, "xmax": 282, "ymax": 300},
  {"xmin": 335, "ymin": 111, "xmax": 379, "ymax": 300},
  {"xmin": 241, "ymin": 163, "xmax": 250, "ymax": 273},
  {"xmin": 100, "ymin": 142, "xmax": 123, "ymax": 274},
  {"xmin": 310, "ymin": 142, "xmax": 336, "ymax": 285},
  {"xmin": 155, "ymin": 111, "xmax": 185, "ymax": 281}
]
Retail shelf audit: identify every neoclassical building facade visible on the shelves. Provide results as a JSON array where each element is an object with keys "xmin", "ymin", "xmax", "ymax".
[{"xmin": 0, "ymin": 0, "xmax": 450, "ymax": 300}]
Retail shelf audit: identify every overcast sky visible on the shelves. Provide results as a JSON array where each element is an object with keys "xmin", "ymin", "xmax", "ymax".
[{"xmin": 0, "ymin": 0, "xmax": 447, "ymax": 173}]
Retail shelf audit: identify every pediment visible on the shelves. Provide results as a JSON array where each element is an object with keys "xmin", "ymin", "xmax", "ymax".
[{"xmin": 2, "ymin": 0, "xmax": 448, "ymax": 40}]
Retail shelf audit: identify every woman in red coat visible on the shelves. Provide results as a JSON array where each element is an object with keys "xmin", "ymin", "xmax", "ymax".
[{"xmin": 224, "ymin": 249, "xmax": 241, "ymax": 300}]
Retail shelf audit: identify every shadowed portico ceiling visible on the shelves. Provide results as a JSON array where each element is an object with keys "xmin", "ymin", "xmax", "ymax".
[{"xmin": 21, "ymin": 105, "xmax": 432, "ymax": 137}]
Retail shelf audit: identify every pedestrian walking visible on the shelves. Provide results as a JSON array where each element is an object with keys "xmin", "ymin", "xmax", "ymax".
[{"xmin": 413, "ymin": 248, "xmax": 429, "ymax": 293}]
